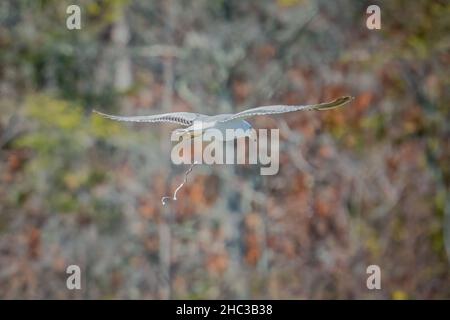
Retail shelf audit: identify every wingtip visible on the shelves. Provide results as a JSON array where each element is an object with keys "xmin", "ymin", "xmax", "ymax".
[
  {"xmin": 345, "ymin": 95, "xmax": 355, "ymax": 100},
  {"xmin": 317, "ymin": 95, "xmax": 355, "ymax": 110},
  {"xmin": 338, "ymin": 95, "xmax": 355, "ymax": 104},
  {"xmin": 92, "ymin": 109, "xmax": 107, "ymax": 117}
]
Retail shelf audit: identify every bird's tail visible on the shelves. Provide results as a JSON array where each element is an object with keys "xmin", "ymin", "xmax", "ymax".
[
  {"xmin": 173, "ymin": 128, "xmax": 202, "ymax": 140},
  {"xmin": 315, "ymin": 96, "xmax": 354, "ymax": 110}
]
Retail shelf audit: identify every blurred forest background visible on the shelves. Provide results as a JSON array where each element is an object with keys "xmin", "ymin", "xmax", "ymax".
[{"xmin": 0, "ymin": 0, "xmax": 449, "ymax": 299}]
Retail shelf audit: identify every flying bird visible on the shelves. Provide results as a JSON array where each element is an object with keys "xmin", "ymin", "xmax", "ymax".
[{"xmin": 93, "ymin": 96, "xmax": 354, "ymax": 141}]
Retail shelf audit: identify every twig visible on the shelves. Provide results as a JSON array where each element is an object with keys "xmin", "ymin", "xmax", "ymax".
[
  {"xmin": 161, "ymin": 161, "xmax": 198, "ymax": 206},
  {"xmin": 0, "ymin": 115, "xmax": 22, "ymax": 149}
]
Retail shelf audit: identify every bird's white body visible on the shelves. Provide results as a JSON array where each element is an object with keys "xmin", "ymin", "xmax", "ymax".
[{"xmin": 174, "ymin": 119, "xmax": 253, "ymax": 141}]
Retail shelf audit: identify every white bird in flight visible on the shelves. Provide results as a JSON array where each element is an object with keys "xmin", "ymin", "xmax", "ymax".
[{"xmin": 93, "ymin": 96, "xmax": 353, "ymax": 141}]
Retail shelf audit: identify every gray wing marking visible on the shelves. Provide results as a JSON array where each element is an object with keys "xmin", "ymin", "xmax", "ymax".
[{"xmin": 92, "ymin": 110, "xmax": 200, "ymax": 126}]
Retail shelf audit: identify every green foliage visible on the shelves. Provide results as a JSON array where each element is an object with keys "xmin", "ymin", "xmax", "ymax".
[
  {"xmin": 13, "ymin": 94, "xmax": 126, "ymax": 215},
  {"xmin": 0, "ymin": 0, "xmax": 449, "ymax": 299}
]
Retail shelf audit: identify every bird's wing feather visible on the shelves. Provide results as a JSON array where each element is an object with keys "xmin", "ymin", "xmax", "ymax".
[
  {"xmin": 219, "ymin": 96, "xmax": 354, "ymax": 122},
  {"xmin": 92, "ymin": 110, "xmax": 199, "ymax": 126}
]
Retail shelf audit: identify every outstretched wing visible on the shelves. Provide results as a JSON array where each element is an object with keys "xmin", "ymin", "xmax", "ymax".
[
  {"xmin": 219, "ymin": 96, "xmax": 354, "ymax": 123},
  {"xmin": 92, "ymin": 110, "xmax": 200, "ymax": 126}
]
